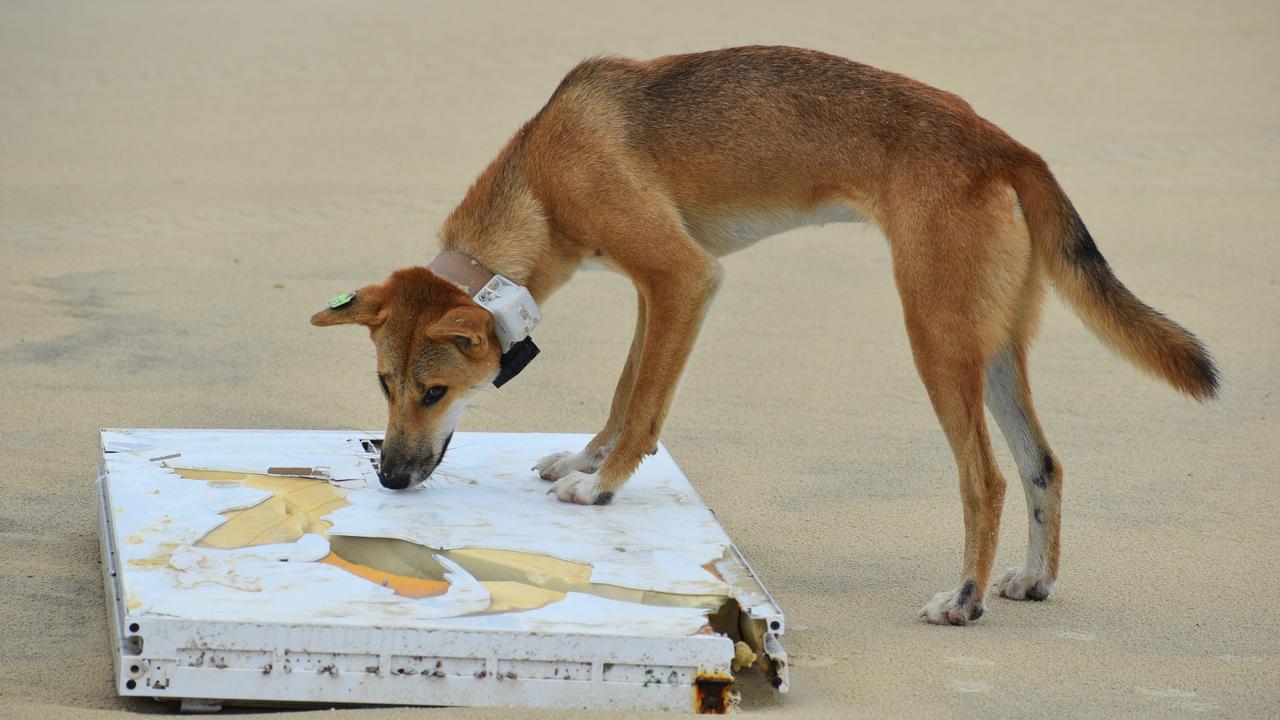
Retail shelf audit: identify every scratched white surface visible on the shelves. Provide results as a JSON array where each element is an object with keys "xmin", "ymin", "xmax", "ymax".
[{"xmin": 101, "ymin": 429, "xmax": 742, "ymax": 636}]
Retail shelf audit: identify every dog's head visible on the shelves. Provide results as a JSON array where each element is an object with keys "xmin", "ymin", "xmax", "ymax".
[{"xmin": 311, "ymin": 267, "xmax": 500, "ymax": 490}]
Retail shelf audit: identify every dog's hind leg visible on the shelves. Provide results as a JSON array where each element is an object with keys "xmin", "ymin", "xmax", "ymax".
[
  {"xmin": 891, "ymin": 189, "xmax": 1024, "ymax": 625},
  {"xmin": 534, "ymin": 292, "xmax": 647, "ymax": 481},
  {"xmin": 909, "ymin": 329, "xmax": 1007, "ymax": 625},
  {"xmin": 986, "ymin": 268, "xmax": 1063, "ymax": 601}
]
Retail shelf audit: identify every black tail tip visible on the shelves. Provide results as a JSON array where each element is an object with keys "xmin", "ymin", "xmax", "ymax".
[{"xmin": 1188, "ymin": 349, "xmax": 1221, "ymax": 402}]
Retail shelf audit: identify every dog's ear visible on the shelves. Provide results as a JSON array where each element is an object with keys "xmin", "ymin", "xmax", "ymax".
[
  {"xmin": 310, "ymin": 284, "xmax": 387, "ymax": 328},
  {"xmin": 426, "ymin": 304, "xmax": 493, "ymax": 357}
]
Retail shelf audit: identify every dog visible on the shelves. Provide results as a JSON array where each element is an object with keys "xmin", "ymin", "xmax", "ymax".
[{"xmin": 311, "ymin": 46, "xmax": 1218, "ymax": 625}]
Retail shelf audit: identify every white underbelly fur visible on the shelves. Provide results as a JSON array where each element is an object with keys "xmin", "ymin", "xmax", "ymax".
[{"xmin": 685, "ymin": 202, "xmax": 867, "ymax": 256}]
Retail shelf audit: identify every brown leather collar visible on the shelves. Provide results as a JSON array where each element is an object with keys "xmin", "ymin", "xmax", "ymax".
[
  {"xmin": 427, "ymin": 249, "xmax": 542, "ymax": 389},
  {"xmin": 427, "ymin": 250, "xmax": 496, "ymax": 296}
]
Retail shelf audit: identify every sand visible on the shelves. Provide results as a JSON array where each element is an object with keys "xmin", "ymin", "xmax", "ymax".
[{"xmin": 2, "ymin": 1, "xmax": 1277, "ymax": 717}]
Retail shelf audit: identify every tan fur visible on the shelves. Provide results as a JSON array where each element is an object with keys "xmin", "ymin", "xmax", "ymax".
[{"xmin": 313, "ymin": 46, "xmax": 1217, "ymax": 625}]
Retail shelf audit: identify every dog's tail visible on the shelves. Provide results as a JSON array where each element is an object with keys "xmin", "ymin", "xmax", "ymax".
[{"xmin": 1004, "ymin": 145, "xmax": 1219, "ymax": 400}]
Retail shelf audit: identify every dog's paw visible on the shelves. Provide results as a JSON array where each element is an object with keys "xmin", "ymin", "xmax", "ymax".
[
  {"xmin": 532, "ymin": 451, "xmax": 574, "ymax": 480},
  {"xmin": 995, "ymin": 566, "xmax": 1055, "ymax": 601},
  {"xmin": 546, "ymin": 471, "xmax": 613, "ymax": 505},
  {"xmin": 533, "ymin": 447, "xmax": 605, "ymax": 481},
  {"xmin": 919, "ymin": 580, "xmax": 986, "ymax": 626}
]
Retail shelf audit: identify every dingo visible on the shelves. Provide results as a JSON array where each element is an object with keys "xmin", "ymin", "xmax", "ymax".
[{"xmin": 312, "ymin": 46, "xmax": 1218, "ymax": 625}]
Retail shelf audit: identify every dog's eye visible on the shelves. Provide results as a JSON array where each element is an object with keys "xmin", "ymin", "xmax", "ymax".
[
  {"xmin": 422, "ymin": 385, "xmax": 448, "ymax": 407},
  {"xmin": 377, "ymin": 375, "xmax": 390, "ymax": 398}
]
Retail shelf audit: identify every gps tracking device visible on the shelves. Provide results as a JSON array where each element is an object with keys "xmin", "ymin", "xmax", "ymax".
[{"xmin": 470, "ymin": 274, "xmax": 542, "ymax": 387}]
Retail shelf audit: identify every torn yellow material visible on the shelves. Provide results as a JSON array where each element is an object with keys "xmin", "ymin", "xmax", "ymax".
[
  {"xmin": 480, "ymin": 581, "xmax": 567, "ymax": 613},
  {"xmin": 327, "ymin": 534, "xmax": 449, "ymax": 579},
  {"xmin": 732, "ymin": 641, "xmax": 758, "ymax": 672},
  {"xmin": 324, "ymin": 539, "xmax": 565, "ymax": 610},
  {"xmin": 443, "ymin": 547, "xmax": 592, "ymax": 587},
  {"xmin": 318, "ymin": 551, "xmax": 450, "ymax": 599},
  {"xmin": 174, "ymin": 468, "xmax": 349, "ymax": 548},
  {"xmin": 442, "ymin": 547, "xmax": 726, "ymax": 609},
  {"xmin": 326, "ymin": 539, "xmax": 565, "ymax": 613}
]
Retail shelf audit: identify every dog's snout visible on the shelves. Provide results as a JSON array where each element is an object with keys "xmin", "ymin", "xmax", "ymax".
[
  {"xmin": 377, "ymin": 450, "xmax": 435, "ymax": 490},
  {"xmin": 377, "ymin": 466, "xmax": 412, "ymax": 490}
]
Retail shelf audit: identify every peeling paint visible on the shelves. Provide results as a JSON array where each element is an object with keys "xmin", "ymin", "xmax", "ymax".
[{"xmin": 167, "ymin": 469, "xmax": 722, "ymax": 615}]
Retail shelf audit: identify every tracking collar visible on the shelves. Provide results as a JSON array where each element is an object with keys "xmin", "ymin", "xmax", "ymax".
[{"xmin": 428, "ymin": 251, "xmax": 541, "ymax": 388}]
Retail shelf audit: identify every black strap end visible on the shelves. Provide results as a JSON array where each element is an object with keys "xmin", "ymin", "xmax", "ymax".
[{"xmin": 493, "ymin": 337, "xmax": 539, "ymax": 388}]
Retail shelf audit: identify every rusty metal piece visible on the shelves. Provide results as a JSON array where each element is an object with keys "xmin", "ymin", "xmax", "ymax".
[{"xmin": 694, "ymin": 673, "xmax": 734, "ymax": 714}]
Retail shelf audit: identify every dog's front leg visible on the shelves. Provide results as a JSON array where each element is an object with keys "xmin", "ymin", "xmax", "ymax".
[
  {"xmin": 534, "ymin": 293, "xmax": 646, "ymax": 481},
  {"xmin": 548, "ymin": 260, "xmax": 722, "ymax": 505}
]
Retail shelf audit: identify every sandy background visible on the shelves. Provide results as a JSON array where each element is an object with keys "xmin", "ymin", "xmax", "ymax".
[{"xmin": 2, "ymin": 1, "xmax": 1277, "ymax": 717}]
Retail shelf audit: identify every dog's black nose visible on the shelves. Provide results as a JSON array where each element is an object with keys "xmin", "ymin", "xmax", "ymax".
[
  {"xmin": 378, "ymin": 449, "xmax": 435, "ymax": 490},
  {"xmin": 378, "ymin": 449, "xmax": 406, "ymax": 490},
  {"xmin": 377, "ymin": 467, "xmax": 411, "ymax": 490}
]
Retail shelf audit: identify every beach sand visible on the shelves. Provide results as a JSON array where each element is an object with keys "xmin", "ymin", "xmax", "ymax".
[{"xmin": 2, "ymin": 1, "xmax": 1277, "ymax": 717}]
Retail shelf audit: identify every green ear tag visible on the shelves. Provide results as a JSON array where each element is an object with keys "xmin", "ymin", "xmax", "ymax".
[{"xmin": 328, "ymin": 292, "xmax": 357, "ymax": 309}]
